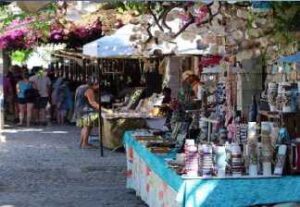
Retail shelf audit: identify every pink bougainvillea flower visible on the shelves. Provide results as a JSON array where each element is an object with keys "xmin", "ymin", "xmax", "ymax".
[
  {"xmin": 195, "ymin": 6, "xmax": 209, "ymax": 25},
  {"xmin": 74, "ymin": 27, "xmax": 88, "ymax": 39},
  {"xmin": 50, "ymin": 28, "xmax": 64, "ymax": 42},
  {"xmin": 9, "ymin": 29, "xmax": 25, "ymax": 40}
]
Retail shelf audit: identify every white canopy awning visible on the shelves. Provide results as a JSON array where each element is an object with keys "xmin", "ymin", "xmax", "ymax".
[
  {"xmin": 83, "ymin": 6, "xmax": 225, "ymax": 58},
  {"xmin": 83, "ymin": 24, "xmax": 141, "ymax": 58}
]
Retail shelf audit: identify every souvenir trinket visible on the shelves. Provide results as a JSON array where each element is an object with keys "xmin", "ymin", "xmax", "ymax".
[
  {"xmin": 289, "ymin": 138, "xmax": 300, "ymax": 175},
  {"xmin": 184, "ymin": 139, "xmax": 199, "ymax": 176},
  {"xmin": 198, "ymin": 144, "xmax": 214, "ymax": 177}
]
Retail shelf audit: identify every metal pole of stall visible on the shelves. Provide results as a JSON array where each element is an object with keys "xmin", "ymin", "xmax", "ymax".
[{"xmin": 98, "ymin": 59, "xmax": 104, "ymax": 157}]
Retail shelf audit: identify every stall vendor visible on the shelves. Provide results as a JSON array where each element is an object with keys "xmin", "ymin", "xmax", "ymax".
[{"xmin": 181, "ymin": 70, "xmax": 206, "ymax": 103}]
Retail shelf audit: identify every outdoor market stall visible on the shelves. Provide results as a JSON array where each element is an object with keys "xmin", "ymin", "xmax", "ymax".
[
  {"xmin": 51, "ymin": 49, "xmax": 156, "ymax": 150},
  {"xmin": 81, "ymin": 24, "xmax": 175, "ymax": 150},
  {"xmin": 123, "ymin": 50, "xmax": 300, "ymax": 206},
  {"xmin": 124, "ymin": 131, "xmax": 300, "ymax": 207},
  {"xmin": 1, "ymin": 2, "xmax": 299, "ymax": 206},
  {"xmin": 121, "ymin": 2, "xmax": 300, "ymax": 206},
  {"xmin": 122, "ymin": 53, "xmax": 300, "ymax": 206}
]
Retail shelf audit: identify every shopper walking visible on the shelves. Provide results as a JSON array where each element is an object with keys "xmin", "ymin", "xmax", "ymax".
[
  {"xmin": 30, "ymin": 68, "xmax": 51, "ymax": 126},
  {"xmin": 16, "ymin": 73, "xmax": 35, "ymax": 126},
  {"xmin": 74, "ymin": 76, "xmax": 100, "ymax": 148},
  {"xmin": 56, "ymin": 81, "xmax": 72, "ymax": 125}
]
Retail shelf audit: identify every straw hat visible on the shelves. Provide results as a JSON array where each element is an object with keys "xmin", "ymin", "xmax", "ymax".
[{"xmin": 182, "ymin": 70, "xmax": 194, "ymax": 81}]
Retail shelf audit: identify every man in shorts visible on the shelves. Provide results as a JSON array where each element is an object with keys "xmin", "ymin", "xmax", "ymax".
[{"xmin": 30, "ymin": 68, "xmax": 51, "ymax": 125}]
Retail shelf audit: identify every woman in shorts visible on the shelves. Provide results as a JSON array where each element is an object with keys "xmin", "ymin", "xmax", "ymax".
[
  {"xmin": 74, "ymin": 76, "xmax": 100, "ymax": 148},
  {"xmin": 16, "ymin": 73, "xmax": 35, "ymax": 126}
]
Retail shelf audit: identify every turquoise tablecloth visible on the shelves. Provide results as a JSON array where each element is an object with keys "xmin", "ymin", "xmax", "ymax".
[
  {"xmin": 123, "ymin": 131, "xmax": 300, "ymax": 207},
  {"xmin": 123, "ymin": 131, "xmax": 182, "ymax": 191}
]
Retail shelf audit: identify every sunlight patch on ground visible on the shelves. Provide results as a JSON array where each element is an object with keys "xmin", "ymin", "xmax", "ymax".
[
  {"xmin": 0, "ymin": 134, "xmax": 6, "ymax": 143},
  {"xmin": 41, "ymin": 131, "xmax": 68, "ymax": 134},
  {"xmin": 2, "ymin": 128, "xmax": 43, "ymax": 133}
]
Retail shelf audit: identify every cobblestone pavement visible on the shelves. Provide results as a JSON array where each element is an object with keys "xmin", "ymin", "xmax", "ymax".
[{"xmin": 0, "ymin": 125, "xmax": 146, "ymax": 207}]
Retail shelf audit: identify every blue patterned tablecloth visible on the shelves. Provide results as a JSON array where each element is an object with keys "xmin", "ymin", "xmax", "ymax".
[{"xmin": 123, "ymin": 131, "xmax": 300, "ymax": 207}]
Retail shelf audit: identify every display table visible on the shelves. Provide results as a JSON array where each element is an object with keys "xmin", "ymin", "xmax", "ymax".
[
  {"xmin": 124, "ymin": 131, "xmax": 300, "ymax": 207},
  {"xmin": 101, "ymin": 111, "xmax": 165, "ymax": 149}
]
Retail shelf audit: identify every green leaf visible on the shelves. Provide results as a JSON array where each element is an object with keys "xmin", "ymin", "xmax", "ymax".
[{"xmin": 10, "ymin": 49, "xmax": 32, "ymax": 63}]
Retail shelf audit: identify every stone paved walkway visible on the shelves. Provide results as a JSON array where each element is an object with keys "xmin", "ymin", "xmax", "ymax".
[{"xmin": 0, "ymin": 125, "xmax": 146, "ymax": 207}]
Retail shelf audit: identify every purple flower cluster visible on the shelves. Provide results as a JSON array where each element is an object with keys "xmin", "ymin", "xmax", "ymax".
[
  {"xmin": 1, "ymin": 17, "xmax": 103, "ymax": 50},
  {"xmin": 0, "ymin": 29, "xmax": 28, "ymax": 50},
  {"xmin": 49, "ymin": 18, "xmax": 103, "ymax": 48},
  {"xmin": 0, "ymin": 17, "xmax": 39, "ymax": 50}
]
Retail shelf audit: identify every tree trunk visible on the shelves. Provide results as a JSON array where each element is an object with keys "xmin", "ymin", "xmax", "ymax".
[
  {"xmin": 0, "ymin": 50, "xmax": 4, "ymax": 129},
  {"xmin": 0, "ymin": 49, "xmax": 11, "ymax": 129}
]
